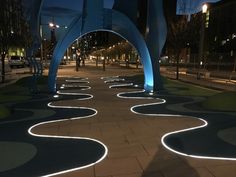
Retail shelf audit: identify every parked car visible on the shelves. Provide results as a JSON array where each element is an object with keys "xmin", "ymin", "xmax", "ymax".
[{"xmin": 8, "ymin": 56, "xmax": 25, "ymax": 68}]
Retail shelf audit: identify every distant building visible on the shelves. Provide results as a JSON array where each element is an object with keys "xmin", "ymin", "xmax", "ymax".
[
  {"xmin": 0, "ymin": 0, "xmax": 27, "ymax": 57},
  {"xmin": 206, "ymin": 0, "xmax": 236, "ymax": 62}
]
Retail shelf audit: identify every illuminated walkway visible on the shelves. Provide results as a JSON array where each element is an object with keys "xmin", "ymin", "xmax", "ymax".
[
  {"xmin": 1, "ymin": 63, "xmax": 236, "ymax": 177},
  {"xmin": 45, "ymin": 64, "xmax": 236, "ymax": 177}
]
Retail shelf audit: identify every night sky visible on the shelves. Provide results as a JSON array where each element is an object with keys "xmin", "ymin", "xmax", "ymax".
[{"xmin": 40, "ymin": 0, "xmax": 114, "ymax": 39}]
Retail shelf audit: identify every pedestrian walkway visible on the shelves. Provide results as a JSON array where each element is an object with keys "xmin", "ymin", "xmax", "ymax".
[
  {"xmin": 1, "ymin": 63, "xmax": 236, "ymax": 177},
  {"xmin": 160, "ymin": 66, "xmax": 236, "ymax": 91},
  {"xmin": 36, "ymin": 64, "xmax": 236, "ymax": 177}
]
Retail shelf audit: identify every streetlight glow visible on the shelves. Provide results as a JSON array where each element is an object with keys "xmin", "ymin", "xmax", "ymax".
[
  {"xmin": 49, "ymin": 22, "xmax": 54, "ymax": 27},
  {"xmin": 49, "ymin": 22, "xmax": 60, "ymax": 28},
  {"xmin": 202, "ymin": 4, "xmax": 208, "ymax": 13}
]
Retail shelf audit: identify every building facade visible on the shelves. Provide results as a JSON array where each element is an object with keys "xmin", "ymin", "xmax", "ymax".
[{"xmin": 0, "ymin": 0, "xmax": 28, "ymax": 57}]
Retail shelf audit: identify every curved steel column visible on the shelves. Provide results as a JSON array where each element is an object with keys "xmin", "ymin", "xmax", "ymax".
[
  {"xmin": 48, "ymin": 9, "xmax": 154, "ymax": 92},
  {"xmin": 111, "ymin": 10, "xmax": 153, "ymax": 91},
  {"xmin": 146, "ymin": 0, "xmax": 167, "ymax": 91}
]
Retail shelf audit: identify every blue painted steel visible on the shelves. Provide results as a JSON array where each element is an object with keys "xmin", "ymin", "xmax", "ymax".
[
  {"xmin": 24, "ymin": 0, "xmax": 225, "ymax": 94},
  {"xmin": 111, "ymin": 10, "xmax": 153, "ymax": 91},
  {"xmin": 22, "ymin": 0, "xmax": 43, "ymax": 93},
  {"xmin": 176, "ymin": 0, "xmax": 221, "ymax": 15},
  {"xmin": 48, "ymin": 2, "xmax": 153, "ymax": 92},
  {"xmin": 146, "ymin": 0, "xmax": 167, "ymax": 91},
  {"xmin": 48, "ymin": 0, "xmax": 105, "ymax": 92}
]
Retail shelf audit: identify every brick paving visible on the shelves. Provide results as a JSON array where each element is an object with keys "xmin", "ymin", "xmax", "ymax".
[{"xmin": 30, "ymin": 63, "xmax": 236, "ymax": 177}]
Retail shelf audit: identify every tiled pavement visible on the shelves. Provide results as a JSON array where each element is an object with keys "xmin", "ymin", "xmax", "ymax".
[{"xmin": 30, "ymin": 64, "xmax": 236, "ymax": 177}]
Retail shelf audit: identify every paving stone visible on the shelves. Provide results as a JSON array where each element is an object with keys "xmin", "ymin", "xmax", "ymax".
[
  {"xmin": 95, "ymin": 158, "xmax": 143, "ymax": 176},
  {"xmin": 162, "ymin": 167, "xmax": 214, "ymax": 177},
  {"xmin": 208, "ymin": 164, "xmax": 236, "ymax": 177},
  {"xmin": 30, "ymin": 65, "xmax": 236, "ymax": 177},
  {"xmin": 113, "ymin": 172, "xmax": 163, "ymax": 177},
  {"xmin": 108, "ymin": 143, "xmax": 148, "ymax": 158}
]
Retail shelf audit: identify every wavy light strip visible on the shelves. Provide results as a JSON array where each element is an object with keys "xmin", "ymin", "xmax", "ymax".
[
  {"xmin": 118, "ymin": 90, "xmax": 236, "ymax": 161},
  {"xmin": 130, "ymin": 100, "xmax": 166, "ymax": 116},
  {"xmin": 68, "ymin": 77, "xmax": 88, "ymax": 80},
  {"xmin": 27, "ymin": 80, "xmax": 108, "ymax": 176},
  {"xmin": 59, "ymin": 77, "xmax": 88, "ymax": 80},
  {"xmin": 101, "ymin": 76, "xmax": 119, "ymax": 80},
  {"xmin": 53, "ymin": 95, "xmax": 60, "ymax": 98},
  {"xmin": 104, "ymin": 78, "xmax": 125, "ymax": 84},
  {"xmin": 117, "ymin": 90, "xmax": 156, "ymax": 100},
  {"xmin": 109, "ymin": 83, "xmax": 133, "ymax": 88},
  {"xmin": 61, "ymin": 84, "xmax": 91, "ymax": 90},
  {"xmin": 56, "ymin": 91, "xmax": 93, "ymax": 100},
  {"xmin": 28, "ymin": 97, "xmax": 108, "ymax": 176},
  {"xmin": 28, "ymin": 113, "xmax": 108, "ymax": 176},
  {"xmin": 47, "ymin": 102, "xmax": 96, "ymax": 112},
  {"xmin": 65, "ymin": 80, "xmax": 90, "ymax": 84}
]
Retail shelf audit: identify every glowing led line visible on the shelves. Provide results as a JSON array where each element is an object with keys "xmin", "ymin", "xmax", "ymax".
[
  {"xmin": 109, "ymin": 83, "xmax": 133, "ymax": 88},
  {"xmin": 130, "ymin": 100, "xmax": 166, "ymax": 116},
  {"xmin": 117, "ymin": 90, "xmax": 158, "ymax": 100},
  {"xmin": 118, "ymin": 90, "xmax": 236, "ymax": 161},
  {"xmin": 101, "ymin": 76, "xmax": 119, "ymax": 80},
  {"xmin": 28, "ymin": 110, "xmax": 108, "ymax": 177},
  {"xmin": 160, "ymin": 118, "xmax": 236, "ymax": 161},
  {"xmin": 59, "ymin": 76, "xmax": 88, "ymax": 80},
  {"xmin": 104, "ymin": 78, "xmax": 125, "ymax": 84},
  {"xmin": 27, "ymin": 92, "xmax": 108, "ymax": 176},
  {"xmin": 65, "ymin": 80, "xmax": 90, "ymax": 84},
  {"xmin": 47, "ymin": 102, "xmax": 96, "ymax": 113},
  {"xmin": 56, "ymin": 91, "xmax": 93, "ymax": 100},
  {"xmin": 61, "ymin": 84, "xmax": 91, "ymax": 90},
  {"xmin": 68, "ymin": 77, "xmax": 88, "ymax": 80}
]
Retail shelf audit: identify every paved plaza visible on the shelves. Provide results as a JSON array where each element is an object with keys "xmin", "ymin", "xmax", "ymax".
[{"xmin": 0, "ymin": 63, "xmax": 236, "ymax": 177}]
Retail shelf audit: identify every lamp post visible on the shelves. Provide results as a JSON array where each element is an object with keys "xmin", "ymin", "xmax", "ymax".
[
  {"xmin": 39, "ymin": 19, "xmax": 60, "ymax": 68},
  {"xmin": 197, "ymin": 4, "xmax": 208, "ymax": 79},
  {"xmin": 49, "ymin": 22, "xmax": 59, "ymax": 45}
]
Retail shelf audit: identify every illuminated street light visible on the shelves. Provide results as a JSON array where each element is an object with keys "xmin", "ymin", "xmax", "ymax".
[
  {"xmin": 49, "ymin": 22, "xmax": 60, "ymax": 28},
  {"xmin": 49, "ymin": 22, "xmax": 54, "ymax": 28},
  {"xmin": 202, "ymin": 4, "xmax": 208, "ymax": 13},
  {"xmin": 197, "ymin": 3, "xmax": 208, "ymax": 79}
]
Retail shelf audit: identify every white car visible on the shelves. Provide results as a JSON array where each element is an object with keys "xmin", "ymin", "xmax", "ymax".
[{"xmin": 8, "ymin": 56, "xmax": 25, "ymax": 68}]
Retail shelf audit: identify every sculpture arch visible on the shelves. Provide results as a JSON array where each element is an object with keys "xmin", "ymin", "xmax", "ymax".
[{"xmin": 48, "ymin": 9, "xmax": 154, "ymax": 93}]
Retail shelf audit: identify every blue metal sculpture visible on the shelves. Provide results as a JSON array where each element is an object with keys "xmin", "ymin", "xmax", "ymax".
[
  {"xmin": 22, "ymin": 0, "xmax": 43, "ymax": 93},
  {"xmin": 23, "ymin": 0, "xmax": 222, "ymax": 93},
  {"xmin": 146, "ymin": 0, "xmax": 167, "ymax": 91},
  {"xmin": 48, "ymin": 0, "xmax": 154, "ymax": 93}
]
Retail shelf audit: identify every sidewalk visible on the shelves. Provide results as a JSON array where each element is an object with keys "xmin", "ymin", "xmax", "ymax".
[
  {"xmin": 37, "ymin": 64, "xmax": 236, "ymax": 177},
  {"xmin": 160, "ymin": 66, "xmax": 236, "ymax": 91},
  {"xmin": 1, "ymin": 63, "xmax": 236, "ymax": 177},
  {"xmin": 1, "ymin": 63, "xmax": 236, "ymax": 92}
]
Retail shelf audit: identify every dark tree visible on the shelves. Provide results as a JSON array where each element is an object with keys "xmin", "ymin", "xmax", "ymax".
[
  {"xmin": 0, "ymin": 0, "xmax": 30, "ymax": 83},
  {"xmin": 165, "ymin": 0, "xmax": 201, "ymax": 79}
]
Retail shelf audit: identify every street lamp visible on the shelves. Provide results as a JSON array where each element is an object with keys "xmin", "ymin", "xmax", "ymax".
[
  {"xmin": 39, "ymin": 20, "xmax": 60, "ymax": 68},
  {"xmin": 202, "ymin": 4, "xmax": 208, "ymax": 13},
  {"xmin": 197, "ymin": 3, "xmax": 208, "ymax": 79},
  {"xmin": 49, "ymin": 22, "xmax": 60, "ymax": 29}
]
